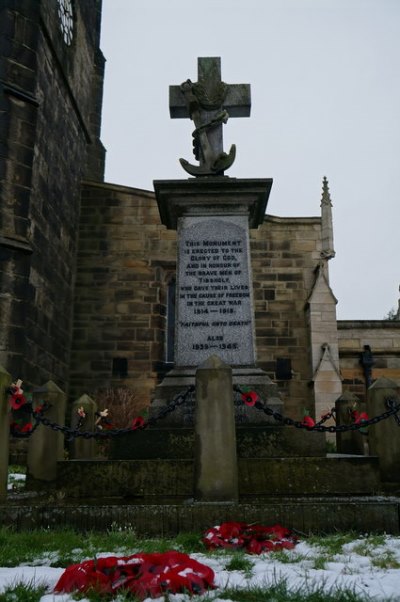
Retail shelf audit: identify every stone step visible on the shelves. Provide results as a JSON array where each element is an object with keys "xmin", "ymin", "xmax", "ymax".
[
  {"xmin": 110, "ymin": 426, "xmax": 326, "ymax": 460},
  {"xmin": 54, "ymin": 456, "xmax": 380, "ymax": 499},
  {"xmin": 2, "ymin": 495, "xmax": 399, "ymax": 534}
]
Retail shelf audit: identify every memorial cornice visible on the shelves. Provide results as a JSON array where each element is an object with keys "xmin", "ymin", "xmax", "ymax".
[{"xmin": 153, "ymin": 177, "xmax": 272, "ymax": 230}]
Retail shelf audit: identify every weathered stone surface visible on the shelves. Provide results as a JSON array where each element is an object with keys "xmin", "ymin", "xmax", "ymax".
[
  {"xmin": 53, "ymin": 456, "xmax": 381, "ymax": 499},
  {"xmin": 194, "ymin": 356, "xmax": 238, "ymax": 502},
  {"xmin": 27, "ymin": 381, "xmax": 66, "ymax": 482},
  {"xmin": 110, "ymin": 426, "xmax": 326, "ymax": 460},
  {"xmin": 335, "ymin": 391, "xmax": 365, "ymax": 455},
  {"xmin": 176, "ymin": 216, "xmax": 255, "ymax": 366},
  {"xmin": 0, "ymin": 365, "xmax": 12, "ymax": 497},
  {"xmin": 1, "ymin": 497, "xmax": 399, "ymax": 534},
  {"xmin": 338, "ymin": 321, "xmax": 400, "ymax": 401},
  {"xmin": 1, "ymin": 0, "xmax": 105, "ymax": 391},
  {"xmin": 70, "ymin": 394, "xmax": 97, "ymax": 460},
  {"xmin": 169, "ymin": 57, "xmax": 250, "ymax": 176},
  {"xmin": 367, "ymin": 377, "xmax": 400, "ymax": 482}
]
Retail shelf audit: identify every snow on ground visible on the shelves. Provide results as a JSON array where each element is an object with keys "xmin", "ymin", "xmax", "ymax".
[{"xmin": 1, "ymin": 538, "xmax": 400, "ymax": 601}]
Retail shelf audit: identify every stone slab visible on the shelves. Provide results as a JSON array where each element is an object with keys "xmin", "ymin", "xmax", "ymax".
[
  {"xmin": 110, "ymin": 426, "xmax": 326, "ymax": 460},
  {"xmin": 51, "ymin": 456, "xmax": 381, "ymax": 499},
  {"xmin": 1, "ymin": 497, "xmax": 399, "ymax": 534},
  {"xmin": 176, "ymin": 215, "xmax": 256, "ymax": 366}
]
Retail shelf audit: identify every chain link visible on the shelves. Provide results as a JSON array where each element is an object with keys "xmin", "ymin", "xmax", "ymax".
[
  {"xmin": 29, "ymin": 386, "xmax": 195, "ymax": 440},
  {"xmin": 234, "ymin": 386, "xmax": 400, "ymax": 433}
]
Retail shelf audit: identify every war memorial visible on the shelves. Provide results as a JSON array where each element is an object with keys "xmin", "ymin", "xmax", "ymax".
[{"xmin": 1, "ymin": 1, "xmax": 400, "ymax": 534}]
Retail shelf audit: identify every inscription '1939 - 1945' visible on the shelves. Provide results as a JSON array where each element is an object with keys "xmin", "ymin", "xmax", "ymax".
[{"xmin": 176, "ymin": 223, "xmax": 255, "ymax": 365}]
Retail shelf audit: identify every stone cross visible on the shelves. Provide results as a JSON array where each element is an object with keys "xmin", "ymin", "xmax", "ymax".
[{"xmin": 169, "ymin": 57, "xmax": 251, "ymax": 177}]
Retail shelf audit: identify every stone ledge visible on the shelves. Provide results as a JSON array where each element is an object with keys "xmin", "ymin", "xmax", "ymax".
[{"xmin": 1, "ymin": 497, "xmax": 399, "ymax": 535}]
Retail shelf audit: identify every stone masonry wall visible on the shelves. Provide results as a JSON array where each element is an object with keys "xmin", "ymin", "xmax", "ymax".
[
  {"xmin": 70, "ymin": 182, "xmax": 177, "ymax": 403},
  {"xmin": 0, "ymin": 0, "xmax": 104, "ymax": 389},
  {"xmin": 338, "ymin": 321, "xmax": 400, "ymax": 401},
  {"xmin": 251, "ymin": 215, "xmax": 322, "ymax": 418},
  {"xmin": 71, "ymin": 183, "xmax": 322, "ymax": 418},
  {"xmin": 0, "ymin": 1, "xmax": 40, "ymax": 377}
]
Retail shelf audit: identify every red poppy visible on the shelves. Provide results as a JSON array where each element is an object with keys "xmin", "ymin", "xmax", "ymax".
[
  {"xmin": 352, "ymin": 410, "xmax": 369, "ymax": 424},
  {"xmin": 20, "ymin": 422, "xmax": 33, "ymax": 433},
  {"xmin": 9, "ymin": 391, "xmax": 27, "ymax": 410},
  {"xmin": 131, "ymin": 416, "xmax": 145, "ymax": 430},
  {"xmin": 241, "ymin": 390, "xmax": 258, "ymax": 406},
  {"xmin": 301, "ymin": 415, "xmax": 315, "ymax": 428}
]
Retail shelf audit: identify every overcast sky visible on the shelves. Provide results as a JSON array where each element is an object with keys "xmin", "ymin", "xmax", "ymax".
[{"xmin": 100, "ymin": 0, "xmax": 400, "ymax": 320}]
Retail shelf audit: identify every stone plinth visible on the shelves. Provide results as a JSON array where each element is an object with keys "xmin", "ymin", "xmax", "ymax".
[
  {"xmin": 155, "ymin": 177, "xmax": 272, "ymax": 368},
  {"xmin": 152, "ymin": 177, "xmax": 282, "ymax": 424}
]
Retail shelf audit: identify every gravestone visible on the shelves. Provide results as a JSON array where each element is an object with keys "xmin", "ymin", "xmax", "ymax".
[{"xmin": 151, "ymin": 57, "xmax": 282, "ymax": 424}]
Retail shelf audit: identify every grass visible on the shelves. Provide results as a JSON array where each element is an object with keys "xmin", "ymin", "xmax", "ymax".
[
  {"xmin": 224, "ymin": 551, "xmax": 254, "ymax": 576},
  {"xmin": 307, "ymin": 532, "xmax": 359, "ymax": 555},
  {"xmin": 0, "ymin": 582, "xmax": 47, "ymax": 602},
  {"xmin": 0, "ymin": 527, "xmax": 204, "ymax": 567},
  {"xmin": 0, "ymin": 529, "xmax": 399, "ymax": 601},
  {"xmin": 371, "ymin": 551, "xmax": 400, "ymax": 570},
  {"xmin": 218, "ymin": 583, "xmax": 378, "ymax": 601}
]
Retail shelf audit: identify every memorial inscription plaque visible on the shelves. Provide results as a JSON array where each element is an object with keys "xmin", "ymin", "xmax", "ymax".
[{"xmin": 176, "ymin": 215, "xmax": 256, "ymax": 366}]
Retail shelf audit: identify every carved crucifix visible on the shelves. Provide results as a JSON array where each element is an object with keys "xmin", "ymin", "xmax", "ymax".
[{"xmin": 169, "ymin": 57, "xmax": 251, "ymax": 177}]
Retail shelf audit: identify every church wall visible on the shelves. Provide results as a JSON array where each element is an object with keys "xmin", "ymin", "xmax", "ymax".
[
  {"xmin": 71, "ymin": 183, "xmax": 322, "ymax": 418},
  {"xmin": 251, "ymin": 215, "xmax": 322, "ymax": 418},
  {"xmin": 338, "ymin": 321, "xmax": 400, "ymax": 400},
  {"xmin": 70, "ymin": 181, "xmax": 176, "ymax": 403},
  {"xmin": 0, "ymin": 0, "xmax": 105, "ymax": 389},
  {"xmin": 0, "ymin": 1, "xmax": 41, "ymax": 377}
]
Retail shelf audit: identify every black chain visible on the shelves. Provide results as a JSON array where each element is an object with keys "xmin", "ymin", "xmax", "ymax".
[
  {"xmin": 234, "ymin": 386, "xmax": 400, "ymax": 433},
  {"xmin": 315, "ymin": 409, "xmax": 336, "ymax": 426},
  {"xmin": 33, "ymin": 386, "xmax": 195, "ymax": 440}
]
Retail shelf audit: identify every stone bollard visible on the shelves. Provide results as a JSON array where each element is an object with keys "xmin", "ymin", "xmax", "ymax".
[
  {"xmin": 335, "ymin": 391, "xmax": 365, "ymax": 455},
  {"xmin": 0, "ymin": 365, "xmax": 12, "ymax": 497},
  {"xmin": 194, "ymin": 355, "xmax": 238, "ymax": 502},
  {"xmin": 70, "ymin": 394, "xmax": 97, "ymax": 459},
  {"xmin": 27, "ymin": 380, "xmax": 66, "ymax": 482},
  {"xmin": 367, "ymin": 377, "xmax": 400, "ymax": 483}
]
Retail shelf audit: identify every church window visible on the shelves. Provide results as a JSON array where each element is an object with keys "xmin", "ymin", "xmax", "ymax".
[
  {"xmin": 57, "ymin": 0, "xmax": 75, "ymax": 46},
  {"xmin": 166, "ymin": 278, "xmax": 176, "ymax": 363},
  {"xmin": 276, "ymin": 358, "xmax": 292, "ymax": 380}
]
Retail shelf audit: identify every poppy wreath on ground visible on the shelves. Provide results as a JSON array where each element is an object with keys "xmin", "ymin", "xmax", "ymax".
[
  {"xmin": 203, "ymin": 522, "xmax": 298, "ymax": 554},
  {"xmin": 54, "ymin": 550, "xmax": 215, "ymax": 599}
]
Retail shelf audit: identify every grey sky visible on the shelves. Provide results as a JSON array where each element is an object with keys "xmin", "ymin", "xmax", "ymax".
[{"xmin": 100, "ymin": 0, "xmax": 400, "ymax": 320}]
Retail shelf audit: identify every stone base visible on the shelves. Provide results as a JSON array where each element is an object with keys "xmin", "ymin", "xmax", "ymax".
[
  {"xmin": 110, "ymin": 426, "xmax": 327, "ymax": 460},
  {"xmin": 35, "ymin": 456, "xmax": 381, "ymax": 500},
  {"xmin": 2, "ymin": 495, "xmax": 400, "ymax": 534},
  {"xmin": 150, "ymin": 365, "xmax": 284, "ymax": 426}
]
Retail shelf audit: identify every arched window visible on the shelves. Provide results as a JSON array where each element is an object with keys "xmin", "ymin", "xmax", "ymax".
[{"xmin": 166, "ymin": 277, "xmax": 176, "ymax": 363}]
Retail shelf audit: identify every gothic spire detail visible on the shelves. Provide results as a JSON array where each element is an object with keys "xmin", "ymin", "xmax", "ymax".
[
  {"xmin": 320, "ymin": 176, "xmax": 335, "ymax": 260},
  {"xmin": 321, "ymin": 176, "xmax": 333, "ymax": 207}
]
